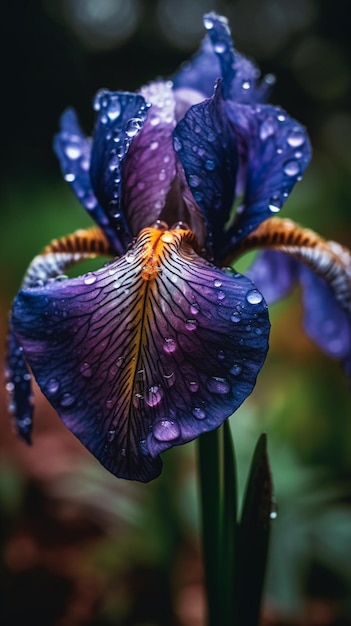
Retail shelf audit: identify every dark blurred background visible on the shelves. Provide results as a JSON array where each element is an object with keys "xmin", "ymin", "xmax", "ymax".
[{"xmin": 1, "ymin": 1, "xmax": 351, "ymax": 625}]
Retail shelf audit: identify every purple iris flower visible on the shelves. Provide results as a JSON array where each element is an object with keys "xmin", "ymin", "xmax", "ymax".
[{"xmin": 7, "ymin": 13, "xmax": 348, "ymax": 482}]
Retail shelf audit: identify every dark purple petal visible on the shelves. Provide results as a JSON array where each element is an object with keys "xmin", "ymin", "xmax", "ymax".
[
  {"xmin": 246, "ymin": 250, "xmax": 298, "ymax": 304},
  {"xmin": 90, "ymin": 90, "xmax": 149, "ymax": 251},
  {"xmin": 223, "ymin": 103, "xmax": 311, "ymax": 254},
  {"xmin": 122, "ymin": 82, "xmax": 177, "ymax": 234},
  {"xmin": 6, "ymin": 326, "xmax": 33, "ymax": 443},
  {"xmin": 173, "ymin": 83, "xmax": 238, "ymax": 259},
  {"xmin": 11, "ymin": 227, "xmax": 269, "ymax": 481},
  {"xmin": 299, "ymin": 266, "xmax": 351, "ymax": 361},
  {"xmin": 53, "ymin": 109, "xmax": 124, "ymax": 255},
  {"xmin": 172, "ymin": 13, "xmax": 274, "ymax": 104},
  {"xmin": 203, "ymin": 12, "xmax": 276, "ymax": 104}
]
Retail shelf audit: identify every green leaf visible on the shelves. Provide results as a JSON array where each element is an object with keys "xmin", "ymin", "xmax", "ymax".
[{"xmin": 236, "ymin": 433, "xmax": 273, "ymax": 625}]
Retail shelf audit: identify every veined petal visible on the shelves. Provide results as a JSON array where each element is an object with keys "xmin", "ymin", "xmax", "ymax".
[
  {"xmin": 12, "ymin": 227, "xmax": 269, "ymax": 482},
  {"xmin": 53, "ymin": 109, "xmax": 124, "ymax": 255},
  {"xmin": 173, "ymin": 83, "xmax": 238, "ymax": 259},
  {"xmin": 122, "ymin": 81, "xmax": 177, "ymax": 234},
  {"xmin": 223, "ymin": 103, "xmax": 311, "ymax": 254},
  {"xmin": 90, "ymin": 90, "xmax": 149, "ymax": 251}
]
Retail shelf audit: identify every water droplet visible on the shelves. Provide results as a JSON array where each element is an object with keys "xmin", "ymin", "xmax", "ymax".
[
  {"xmin": 203, "ymin": 15, "xmax": 214, "ymax": 29},
  {"xmin": 259, "ymin": 118, "xmax": 276, "ymax": 141},
  {"xmin": 64, "ymin": 173, "xmax": 76, "ymax": 183},
  {"xmin": 207, "ymin": 377, "xmax": 230, "ymax": 394},
  {"xmin": 189, "ymin": 174, "xmax": 201, "ymax": 188},
  {"xmin": 214, "ymin": 279, "xmax": 222, "ymax": 288},
  {"xmin": 269, "ymin": 195, "xmax": 282, "ymax": 213},
  {"xmin": 163, "ymin": 372, "xmax": 175, "ymax": 387},
  {"xmin": 125, "ymin": 117, "xmax": 143, "ymax": 138},
  {"xmin": 106, "ymin": 399, "xmax": 114, "ymax": 409},
  {"xmin": 116, "ymin": 357, "xmax": 125, "ymax": 368},
  {"xmin": 107, "ymin": 429, "xmax": 116, "ymax": 442},
  {"xmin": 217, "ymin": 290, "xmax": 225, "ymax": 301},
  {"xmin": 153, "ymin": 419, "xmax": 180, "ymax": 441},
  {"xmin": 107, "ymin": 96, "xmax": 121, "ymax": 121},
  {"xmin": 214, "ymin": 41, "xmax": 226, "ymax": 54},
  {"xmin": 205, "ymin": 159, "xmax": 215, "ymax": 171},
  {"xmin": 188, "ymin": 381, "xmax": 199, "ymax": 393},
  {"xmin": 150, "ymin": 140, "xmax": 159, "ymax": 150},
  {"xmin": 270, "ymin": 498, "xmax": 278, "ymax": 520},
  {"xmin": 80, "ymin": 362, "xmax": 92, "ymax": 377},
  {"xmin": 207, "ymin": 132, "xmax": 216, "ymax": 142},
  {"xmin": 230, "ymin": 364, "xmax": 242, "ymax": 376},
  {"xmin": 153, "ymin": 219, "xmax": 168, "ymax": 230},
  {"xmin": 159, "ymin": 169, "xmax": 166, "ymax": 181},
  {"xmin": 85, "ymin": 193, "xmax": 97, "ymax": 209},
  {"xmin": 60, "ymin": 393, "xmax": 75, "ymax": 407},
  {"xmin": 185, "ymin": 319, "xmax": 198, "ymax": 331},
  {"xmin": 163, "ymin": 338, "xmax": 177, "ymax": 353},
  {"xmin": 46, "ymin": 378, "xmax": 60, "ymax": 395},
  {"xmin": 65, "ymin": 143, "xmax": 81, "ymax": 160},
  {"xmin": 230, "ymin": 312, "xmax": 241, "ymax": 323},
  {"xmin": 173, "ymin": 136, "xmax": 182, "ymax": 152},
  {"xmin": 242, "ymin": 80, "xmax": 251, "ymax": 90},
  {"xmin": 193, "ymin": 407, "xmax": 206, "ymax": 419},
  {"xmin": 84, "ymin": 273, "xmax": 97, "ymax": 285},
  {"xmin": 277, "ymin": 114, "xmax": 286, "ymax": 122},
  {"xmin": 5, "ymin": 382, "xmax": 14, "ymax": 393},
  {"xmin": 190, "ymin": 302, "xmax": 200, "ymax": 316},
  {"xmin": 146, "ymin": 385, "xmax": 163, "ymax": 407},
  {"xmin": 286, "ymin": 128, "xmax": 305, "ymax": 148},
  {"xmin": 171, "ymin": 221, "xmax": 190, "ymax": 230},
  {"xmin": 218, "ymin": 350, "xmax": 225, "ymax": 360},
  {"xmin": 283, "ymin": 160, "xmax": 300, "ymax": 177},
  {"xmin": 246, "ymin": 289, "xmax": 263, "ymax": 304},
  {"xmin": 125, "ymin": 250, "xmax": 135, "ymax": 263}
]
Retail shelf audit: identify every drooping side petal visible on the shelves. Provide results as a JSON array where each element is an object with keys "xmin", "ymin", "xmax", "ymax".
[
  {"xmin": 173, "ymin": 83, "xmax": 238, "ymax": 259},
  {"xmin": 222, "ymin": 102, "xmax": 311, "ymax": 254},
  {"xmin": 122, "ymin": 81, "xmax": 177, "ymax": 235},
  {"xmin": 6, "ymin": 228, "xmax": 113, "ymax": 446},
  {"xmin": 299, "ymin": 266, "xmax": 351, "ymax": 363},
  {"xmin": 90, "ymin": 90, "xmax": 149, "ymax": 251},
  {"xmin": 6, "ymin": 328, "xmax": 33, "ymax": 443},
  {"xmin": 53, "ymin": 109, "xmax": 124, "ymax": 255},
  {"xmin": 11, "ymin": 227, "xmax": 269, "ymax": 482},
  {"xmin": 236, "ymin": 217, "xmax": 351, "ymax": 373}
]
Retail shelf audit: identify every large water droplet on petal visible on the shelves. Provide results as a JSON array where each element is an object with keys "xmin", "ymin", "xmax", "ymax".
[
  {"xmin": 153, "ymin": 419, "xmax": 180, "ymax": 441},
  {"xmin": 246, "ymin": 289, "xmax": 263, "ymax": 305},
  {"xmin": 163, "ymin": 338, "xmax": 177, "ymax": 353},
  {"xmin": 283, "ymin": 160, "xmax": 300, "ymax": 177},
  {"xmin": 60, "ymin": 393, "xmax": 75, "ymax": 407},
  {"xmin": 193, "ymin": 407, "xmax": 206, "ymax": 419},
  {"xmin": 107, "ymin": 96, "xmax": 121, "ymax": 121},
  {"xmin": 125, "ymin": 117, "xmax": 143, "ymax": 138}
]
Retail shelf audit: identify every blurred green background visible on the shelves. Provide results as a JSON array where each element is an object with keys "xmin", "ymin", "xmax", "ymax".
[{"xmin": 1, "ymin": 1, "xmax": 351, "ymax": 625}]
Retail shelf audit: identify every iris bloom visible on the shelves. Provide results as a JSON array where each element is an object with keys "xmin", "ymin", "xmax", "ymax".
[{"xmin": 7, "ymin": 14, "xmax": 351, "ymax": 481}]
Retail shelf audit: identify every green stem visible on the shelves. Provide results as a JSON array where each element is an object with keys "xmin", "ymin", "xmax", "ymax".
[{"xmin": 198, "ymin": 429, "xmax": 221, "ymax": 626}]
